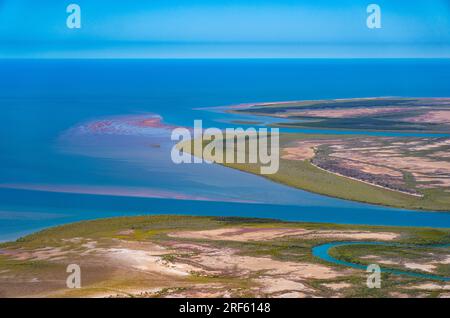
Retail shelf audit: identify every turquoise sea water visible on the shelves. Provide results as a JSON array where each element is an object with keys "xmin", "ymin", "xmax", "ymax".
[{"xmin": 0, "ymin": 59, "xmax": 449, "ymax": 241}]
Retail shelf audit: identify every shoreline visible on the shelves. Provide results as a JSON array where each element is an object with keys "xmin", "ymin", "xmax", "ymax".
[
  {"xmin": 179, "ymin": 137, "xmax": 449, "ymax": 212},
  {"xmin": 200, "ymin": 98, "xmax": 450, "ymax": 211},
  {"xmin": 223, "ymin": 97, "xmax": 450, "ymax": 137}
]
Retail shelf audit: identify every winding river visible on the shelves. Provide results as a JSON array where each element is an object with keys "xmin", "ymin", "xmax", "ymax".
[{"xmin": 313, "ymin": 242, "xmax": 450, "ymax": 281}]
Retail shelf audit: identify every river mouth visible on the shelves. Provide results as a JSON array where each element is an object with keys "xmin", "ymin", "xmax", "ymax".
[
  {"xmin": 2, "ymin": 108, "xmax": 449, "ymax": 241},
  {"xmin": 1, "ymin": 59, "xmax": 450, "ymax": 298},
  {"xmin": 313, "ymin": 241, "xmax": 450, "ymax": 282}
]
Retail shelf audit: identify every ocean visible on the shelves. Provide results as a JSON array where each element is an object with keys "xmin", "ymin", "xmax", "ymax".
[{"xmin": 1, "ymin": 59, "xmax": 450, "ymax": 241}]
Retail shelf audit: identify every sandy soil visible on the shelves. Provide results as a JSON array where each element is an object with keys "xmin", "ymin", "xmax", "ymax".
[
  {"xmin": 189, "ymin": 248, "xmax": 341, "ymax": 279},
  {"xmin": 170, "ymin": 227, "xmax": 399, "ymax": 242},
  {"xmin": 0, "ymin": 233, "xmax": 350, "ymax": 298},
  {"xmin": 102, "ymin": 239, "xmax": 348, "ymax": 298},
  {"xmin": 169, "ymin": 227, "xmax": 310, "ymax": 241},
  {"xmin": 306, "ymin": 231, "xmax": 399, "ymax": 241},
  {"xmin": 439, "ymin": 256, "xmax": 450, "ymax": 265},
  {"xmin": 322, "ymin": 282, "xmax": 352, "ymax": 290},
  {"xmin": 404, "ymin": 110, "xmax": 450, "ymax": 124},
  {"xmin": 282, "ymin": 136, "xmax": 450, "ymax": 192},
  {"xmin": 285, "ymin": 107, "xmax": 412, "ymax": 119},
  {"xmin": 103, "ymin": 248, "xmax": 195, "ymax": 276},
  {"xmin": 406, "ymin": 283, "xmax": 450, "ymax": 291},
  {"xmin": 255, "ymin": 277, "xmax": 314, "ymax": 294},
  {"xmin": 282, "ymin": 139, "xmax": 345, "ymax": 161},
  {"xmin": 403, "ymin": 263, "xmax": 437, "ymax": 273},
  {"xmin": 0, "ymin": 246, "xmax": 69, "ymax": 261},
  {"xmin": 282, "ymin": 144, "xmax": 316, "ymax": 161},
  {"xmin": 1, "ymin": 217, "xmax": 446, "ymax": 298}
]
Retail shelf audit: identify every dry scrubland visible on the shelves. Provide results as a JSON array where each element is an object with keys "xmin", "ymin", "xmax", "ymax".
[
  {"xmin": 185, "ymin": 133, "xmax": 450, "ymax": 211},
  {"xmin": 278, "ymin": 135, "xmax": 450, "ymax": 210},
  {"xmin": 228, "ymin": 97, "xmax": 450, "ymax": 133},
  {"xmin": 0, "ymin": 216, "xmax": 449, "ymax": 298},
  {"xmin": 213, "ymin": 98, "xmax": 450, "ymax": 211}
]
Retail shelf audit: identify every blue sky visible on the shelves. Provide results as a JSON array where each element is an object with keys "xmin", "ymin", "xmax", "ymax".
[{"xmin": 0, "ymin": 0, "xmax": 449, "ymax": 58}]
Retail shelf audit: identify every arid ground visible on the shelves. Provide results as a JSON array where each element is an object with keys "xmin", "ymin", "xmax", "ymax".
[
  {"xmin": 0, "ymin": 216, "xmax": 449, "ymax": 298},
  {"xmin": 227, "ymin": 97, "xmax": 450, "ymax": 133},
  {"xmin": 282, "ymin": 136, "xmax": 450, "ymax": 196},
  {"xmin": 184, "ymin": 132, "xmax": 450, "ymax": 211},
  {"xmin": 194, "ymin": 98, "xmax": 450, "ymax": 211}
]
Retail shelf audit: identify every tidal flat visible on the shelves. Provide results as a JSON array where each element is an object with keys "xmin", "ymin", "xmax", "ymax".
[
  {"xmin": 2, "ymin": 61, "xmax": 450, "ymax": 298},
  {"xmin": 227, "ymin": 97, "xmax": 450, "ymax": 133},
  {"xmin": 181, "ymin": 132, "xmax": 450, "ymax": 211},
  {"xmin": 0, "ymin": 215, "xmax": 449, "ymax": 298}
]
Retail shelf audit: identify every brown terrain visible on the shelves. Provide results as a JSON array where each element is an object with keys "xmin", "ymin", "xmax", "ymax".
[
  {"xmin": 282, "ymin": 137, "xmax": 450, "ymax": 195},
  {"xmin": 1, "ymin": 215, "xmax": 449, "ymax": 298},
  {"xmin": 404, "ymin": 110, "xmax": 450, "ymax": 124},
  {"xmin": 278, "ymin": 106, "xmax": 413, "ymax": 118}
]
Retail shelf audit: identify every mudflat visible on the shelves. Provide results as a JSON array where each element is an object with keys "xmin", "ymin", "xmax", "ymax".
[{"xmin": 0, "ymin": 216, "xmax": 449, "ymax": 298}]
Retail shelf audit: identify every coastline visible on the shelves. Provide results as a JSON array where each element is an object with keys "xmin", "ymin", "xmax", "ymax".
[
  {"xmin": 196, "ymin": 98, "xmax": 450, "ymax": 211},
  {"xmin": 178, "ymin": 137, "xmax": 450, "ymax": 212}
]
